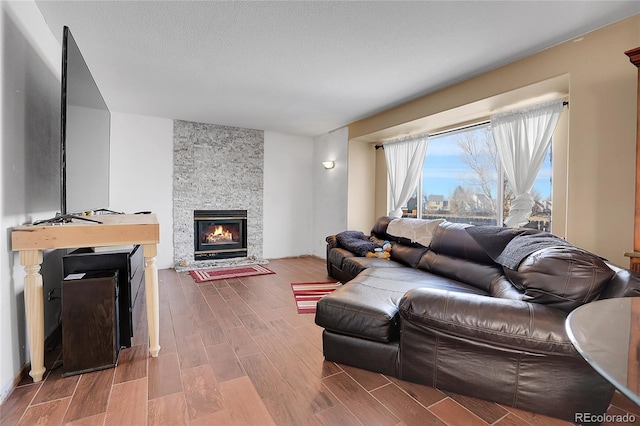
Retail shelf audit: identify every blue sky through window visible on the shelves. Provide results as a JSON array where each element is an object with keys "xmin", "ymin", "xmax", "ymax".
[{"xmin": 421, "ymin": 128, "xmax": 552, "ymax": 201}]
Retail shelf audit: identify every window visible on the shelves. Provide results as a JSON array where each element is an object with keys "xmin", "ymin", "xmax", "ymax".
[{"xmin": 406, "ymin": 123, "xmax": 552, "ymax": 230}]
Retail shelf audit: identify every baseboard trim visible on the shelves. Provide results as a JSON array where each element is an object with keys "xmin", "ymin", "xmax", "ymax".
[
  {"xmin": 0, "ymin": 325, "xmax": 61, "ymax": 405},
  {"xmin": 267, "ymin": 254, "xmax": 325, "ymax": 260},
  {"xmin": 0, "ymin": 362, "xmax": 30, "ymax": 405}
]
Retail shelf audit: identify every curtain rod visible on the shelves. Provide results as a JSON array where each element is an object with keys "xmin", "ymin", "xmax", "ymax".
[
  {"xmin": 374, "ymin": 121, "xmax": 488, "ymax": 149},
  {"xmin": 374, "ymin": 101, "xmax": 569, "ymax": 150}
]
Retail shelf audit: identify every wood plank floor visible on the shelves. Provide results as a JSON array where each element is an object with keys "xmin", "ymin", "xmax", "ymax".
[{"xmin": 2, "ymin": 257, "xmax": 639, "ymax": 425}]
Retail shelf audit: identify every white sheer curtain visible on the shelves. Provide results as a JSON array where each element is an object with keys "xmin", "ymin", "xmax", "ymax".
[
  {"xmin": 491, "ymin": 99, "xmax": 564, "ymax": 227},
  {"xmin": 383, "ymin": 133, "xmax": 429, "ymax": 218}
]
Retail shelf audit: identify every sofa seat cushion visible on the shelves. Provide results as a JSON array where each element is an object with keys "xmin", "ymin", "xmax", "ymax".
[
  {"xmin": 341, "ymin": 256, "xmax": 404, "ymax": 278},
  {"xmin": 315, "ymin": 268, "xmax": 487, "ymax": 343},
  {"xmin": 399, "ymin": 287, "xmax": 576, "ymax": 355}
]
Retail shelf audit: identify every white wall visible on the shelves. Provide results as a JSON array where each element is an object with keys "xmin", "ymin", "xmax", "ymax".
[
  {"xmin": 263, "ymin": 131, "xmax": 314, "ymax": 258},
  {"xmin": 1, "ymin": 0, "xmax": 63, "ymax": 402},
  {"xmin": 109, "ymin": 121, "xmax": 323, "ymax": 264},
  {"xmin": 115, "ymin": 120, "xmax": 324, "ymax": 264},
  {"xmin": 109, "ymin": 112, "xmax": 174, "ymax": 269},
  {"xmin": 311, "ymin": 127, "xmax": 349, "ymax": 258}
]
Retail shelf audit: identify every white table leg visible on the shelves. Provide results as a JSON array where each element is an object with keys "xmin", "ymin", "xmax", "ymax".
[
  {"xmin": 20, "ymin": 250, "xmax": 45, "ymax": 382},
  {"xmin": 143, "ymin": 244, "xmax": 160, "ymax": 357}
]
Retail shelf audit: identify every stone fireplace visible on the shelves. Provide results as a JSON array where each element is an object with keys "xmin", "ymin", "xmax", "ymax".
[
  {"xmin": 173, "ymin": 120, "xmax": 264, "ymax": 267},
  {"xmin": 193, "ymin": 210, "xmax": 248, "ymax": 260}
]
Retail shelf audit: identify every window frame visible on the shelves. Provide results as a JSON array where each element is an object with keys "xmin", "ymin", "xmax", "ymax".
[{"xmin": 410, "ymin": 121, "xmax": 553, "ymax": 229}]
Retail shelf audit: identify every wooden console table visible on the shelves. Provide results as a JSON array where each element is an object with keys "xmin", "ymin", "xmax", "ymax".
[{"xmin": 11, "ymin": 213, "xmax": 161, "ymax": 382}]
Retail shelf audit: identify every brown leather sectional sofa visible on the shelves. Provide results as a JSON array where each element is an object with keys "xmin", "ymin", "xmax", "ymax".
[{"xmin": 315, "ymin": 216, "xmax": 640, "ymax": 421}]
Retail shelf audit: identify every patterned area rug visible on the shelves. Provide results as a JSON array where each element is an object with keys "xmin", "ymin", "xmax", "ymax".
[
  {"xmin": 290, "ymin": 281, "xmax": 341, "ymax": 314},
  {"xmin": 189, "ymin": 264, "xmax": 275, "ymax": 283}
]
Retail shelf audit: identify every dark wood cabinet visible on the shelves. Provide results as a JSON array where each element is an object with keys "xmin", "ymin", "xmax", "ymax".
[
  {"xmin": 63, "ymin": 245, "xmax": 145, "ymax": 348},
  {"xmin": 62, "ymin": 270, "xmax": 119, "ymax": 376}
]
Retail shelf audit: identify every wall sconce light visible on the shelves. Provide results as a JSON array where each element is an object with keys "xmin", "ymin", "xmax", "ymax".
[{"xmin": 322, "ymin": 161, "xmax": 335, "ymax": 169}]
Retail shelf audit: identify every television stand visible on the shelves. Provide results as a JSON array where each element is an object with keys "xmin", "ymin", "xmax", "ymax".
[
  {"xmin": 11, "ymin": 214, "xmax": 160, "ymax": 382},
  {"xmin": 32, "ymin": 214, "xmax": 102, "ymax": 226}
]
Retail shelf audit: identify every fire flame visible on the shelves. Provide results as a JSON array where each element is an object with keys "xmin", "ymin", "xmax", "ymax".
[{"xmin": 204, "ymin": 225, "xmax": 234, "ymax": 243}]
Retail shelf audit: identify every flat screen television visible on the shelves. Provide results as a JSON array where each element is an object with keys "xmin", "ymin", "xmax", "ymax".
[{"xmin": 60, "ymin": 26, "xmax": 110, "ymax": 216}]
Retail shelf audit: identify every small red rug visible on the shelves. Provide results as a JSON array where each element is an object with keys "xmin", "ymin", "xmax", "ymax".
[
  {"xmin": 189, "ymin": 265, "xmax": 275, "ymax": 283},
  {"xmin": 291, "ymin": 281, "xmax": 341, "ymax": 314}
]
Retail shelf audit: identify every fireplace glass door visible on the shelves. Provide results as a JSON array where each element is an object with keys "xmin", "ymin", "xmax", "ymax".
[{"xmin": 194, "ymin": 210, "xmax": 247, "ymax": 260}]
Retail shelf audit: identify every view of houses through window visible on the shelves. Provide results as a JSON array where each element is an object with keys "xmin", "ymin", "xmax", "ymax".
[{"xmin": 404, "ymin": 123, "xmax": 552, "ymax": 231}]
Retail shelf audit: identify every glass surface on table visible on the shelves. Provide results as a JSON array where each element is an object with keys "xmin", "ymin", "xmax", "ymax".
[{"xmin": 566, "ymin": 297, "xmax": 640, "ymax": 407}]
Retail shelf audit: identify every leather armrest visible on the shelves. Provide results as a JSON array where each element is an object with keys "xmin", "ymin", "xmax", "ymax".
[
  {"xmin": 326, "ymin": 235, "xmax": 339, "ymax": 249},
  {"xmin": 599, "ymin": 265, "xmax": 640, "ymax": 299},
  {"xmin": 399, "ymin": 288, "xmax": 576, "ymax": 356}
]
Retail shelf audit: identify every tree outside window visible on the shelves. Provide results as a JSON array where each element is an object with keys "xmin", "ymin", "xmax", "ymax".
[{"xmin": 404, "ymin": 124, "xmax": 552, "ymax": 230}]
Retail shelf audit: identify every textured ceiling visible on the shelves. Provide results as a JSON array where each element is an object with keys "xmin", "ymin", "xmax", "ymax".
[{"xmin": 35, "ymin": 1, "xmax": 639, "ymax": 137}]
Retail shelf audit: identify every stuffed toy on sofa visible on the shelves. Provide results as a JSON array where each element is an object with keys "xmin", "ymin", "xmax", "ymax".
[{"xmin": 366, "ymin": 241, "xmax": 392, "ymax": 259}]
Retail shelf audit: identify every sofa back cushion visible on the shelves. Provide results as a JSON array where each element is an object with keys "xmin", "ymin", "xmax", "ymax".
[
  {"xmin": 417, "ymin": 251, "xmax": 503, "ymax": 292},
  {"xmin": 389, "ymin": 244, "xmax": 429, "ymax": 268},
  {"xmin": 371, "ymin": 216, "xmax": 394, "ymax": 239},
  {"xmin": 429, "ymin": 222, "xmax": 496, "ymax": 265},
  {"xmin": 370, "ymin": 217, "xmax": 436, "ymax": 267},
  {"xmin": 385, "ymin": 218, "xmax": 445, "ymax": 247},
  {"xmin": 504, "ymin": 246, "xmax": 615, "ymax": 312},
  {"xmin": 371, "ymin": 234, "xmax": 428, "ymax": 268},
  {"xmin": 416, "ymin": 222, "xmax": 504, "ymax": 292},
  {"xmin": 490, "ymin": 276, "xmax": 526, "ymax": 301}
]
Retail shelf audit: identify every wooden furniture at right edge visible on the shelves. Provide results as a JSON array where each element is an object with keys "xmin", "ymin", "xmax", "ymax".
[{"xmin": 625, "ymin": 46, "xmax": 640, "ymax": 271}]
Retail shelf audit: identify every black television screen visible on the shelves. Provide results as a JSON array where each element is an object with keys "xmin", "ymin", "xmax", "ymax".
[{"xmin": 61, "ymin": 26, "xmax": 110, "ymax": 215}]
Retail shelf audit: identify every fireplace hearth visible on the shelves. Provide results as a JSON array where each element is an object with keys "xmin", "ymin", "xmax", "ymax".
[{"xmin": 194, "ymin": 210, "xmax": 248, "ymax": 260}]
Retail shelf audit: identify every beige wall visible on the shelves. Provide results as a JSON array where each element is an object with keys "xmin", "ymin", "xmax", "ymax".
[
  {"xmin": 346, "ymin": 141, "xmax": 394, "ymax": 229},
  {"xmin": 348, "ymin": 15, "xmax": 640, "ymax": 267},
  {"xmin": 347, "ymin": 140, "xmax": 377, "ymax": 232},
  {"xmin": 374, "ymin": 147, "xmax": 387, "ymax": 220}
]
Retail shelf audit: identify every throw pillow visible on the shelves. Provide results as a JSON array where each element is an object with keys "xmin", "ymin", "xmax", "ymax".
[{"xmin": 335, "ymin": 230, "xmax": 378, "ymax": 257}]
